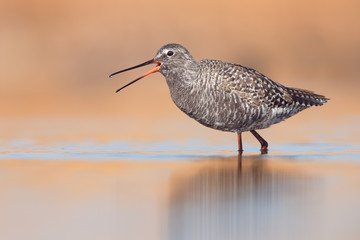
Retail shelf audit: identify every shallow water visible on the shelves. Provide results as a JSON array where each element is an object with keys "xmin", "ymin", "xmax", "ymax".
[{"xmin": 1, "ymin": 141, "xmax": 360, "ymax": 240}]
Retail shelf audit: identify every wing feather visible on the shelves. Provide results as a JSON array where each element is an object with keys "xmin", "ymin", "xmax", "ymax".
[{"xmin": 218, "ymin": 63, "xmax": 293, "ymax": 108}]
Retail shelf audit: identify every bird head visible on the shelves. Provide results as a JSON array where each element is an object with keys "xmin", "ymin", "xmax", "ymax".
[{"xmin": 109, "ymin": 43, "xmax": 197, "ymax": 93}]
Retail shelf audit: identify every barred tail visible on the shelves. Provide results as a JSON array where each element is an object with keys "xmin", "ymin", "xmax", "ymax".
[{"xmin": 286, "ymin": 87, "xmax": 329, "ymax": 107}]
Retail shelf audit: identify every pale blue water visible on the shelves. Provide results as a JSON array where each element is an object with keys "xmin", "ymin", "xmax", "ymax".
[{"xmin": 1, "ymin": 139, "xmax": 359, "ymax": 162}]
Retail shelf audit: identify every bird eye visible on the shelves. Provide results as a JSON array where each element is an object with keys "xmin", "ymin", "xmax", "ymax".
[{"xmin": 167, "ymin": 51, "xmax": 174, "ymax": 56}]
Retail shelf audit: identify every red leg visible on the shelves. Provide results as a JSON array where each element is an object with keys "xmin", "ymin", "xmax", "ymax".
[{"xmin": 250, "ymin": 130, "xmax": 268, "ymax": 154}]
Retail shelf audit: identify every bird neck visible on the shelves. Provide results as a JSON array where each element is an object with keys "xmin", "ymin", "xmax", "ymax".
[
  {"xmin": 162, "ymin": 59, "xmax": 199, "ymax": 85},
  {"xmin": 163, "ymin": 63, "xmax": 202, "ymax": 115},
  {"xmin": 164, "ymin": 65, "xmax": 199, "ymax": 94}
]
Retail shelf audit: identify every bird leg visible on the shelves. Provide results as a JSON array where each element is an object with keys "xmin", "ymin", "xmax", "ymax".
[
  {"xmin": 237, "ymin": 133, "xmax": 243, "ymax": 154},
  {"xmin": 250, "ymin": 130, "xmax": 268, "ymax": 154}
]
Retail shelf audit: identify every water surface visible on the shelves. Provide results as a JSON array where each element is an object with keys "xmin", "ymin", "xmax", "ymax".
[{"xmin": 0, "ymin": 141, "xmax": 359, "ymax": 240}]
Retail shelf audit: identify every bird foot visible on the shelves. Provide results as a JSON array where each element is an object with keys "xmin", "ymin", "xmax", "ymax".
[{"xmin": 260, "ymin": 146, "xmax": 268, "ymax": 154}]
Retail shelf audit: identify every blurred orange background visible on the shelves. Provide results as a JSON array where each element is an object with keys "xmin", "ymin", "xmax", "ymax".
[{"xmin": 1, "ymin": 0, "xmax": 359, "ymax": 144}]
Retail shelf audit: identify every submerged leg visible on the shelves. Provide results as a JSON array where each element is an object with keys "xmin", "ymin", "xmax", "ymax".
[
  {"xmin": 237, "ymin": 152, "xmax": 242, "ymax": 173},
  {"xmin": 237, "ymin": 133, "xmax": 243, "ymax": 154},
  {"xmin": 250, "ymin": 130, "xmax": 268, "ymax": 154}
]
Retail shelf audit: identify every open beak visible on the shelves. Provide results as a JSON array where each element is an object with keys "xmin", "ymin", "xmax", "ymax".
[{"xmin": 109, "ymin": 59, "xmax": 161, "ymax": 93}]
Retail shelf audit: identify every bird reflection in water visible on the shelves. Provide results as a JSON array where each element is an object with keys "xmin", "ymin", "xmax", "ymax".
[{"xmin": 168, "ymin": 154, "xmax": 315, "ymax": 240}]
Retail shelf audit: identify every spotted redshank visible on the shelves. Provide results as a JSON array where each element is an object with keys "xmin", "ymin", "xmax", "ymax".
[{"xmin": 109, "ymin": 43, "xmax": 328, "ymax": 154}]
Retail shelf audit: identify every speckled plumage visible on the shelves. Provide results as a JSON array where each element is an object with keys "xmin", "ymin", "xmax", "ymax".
[{"xmin": 110, "ymin": 43, "xmax": 328, "ymax": 153}]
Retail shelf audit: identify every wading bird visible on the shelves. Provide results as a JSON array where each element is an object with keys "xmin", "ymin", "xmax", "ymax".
[{"xmin": 110, "ymin": 43, "xmax": 328, "ymax": 154}]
